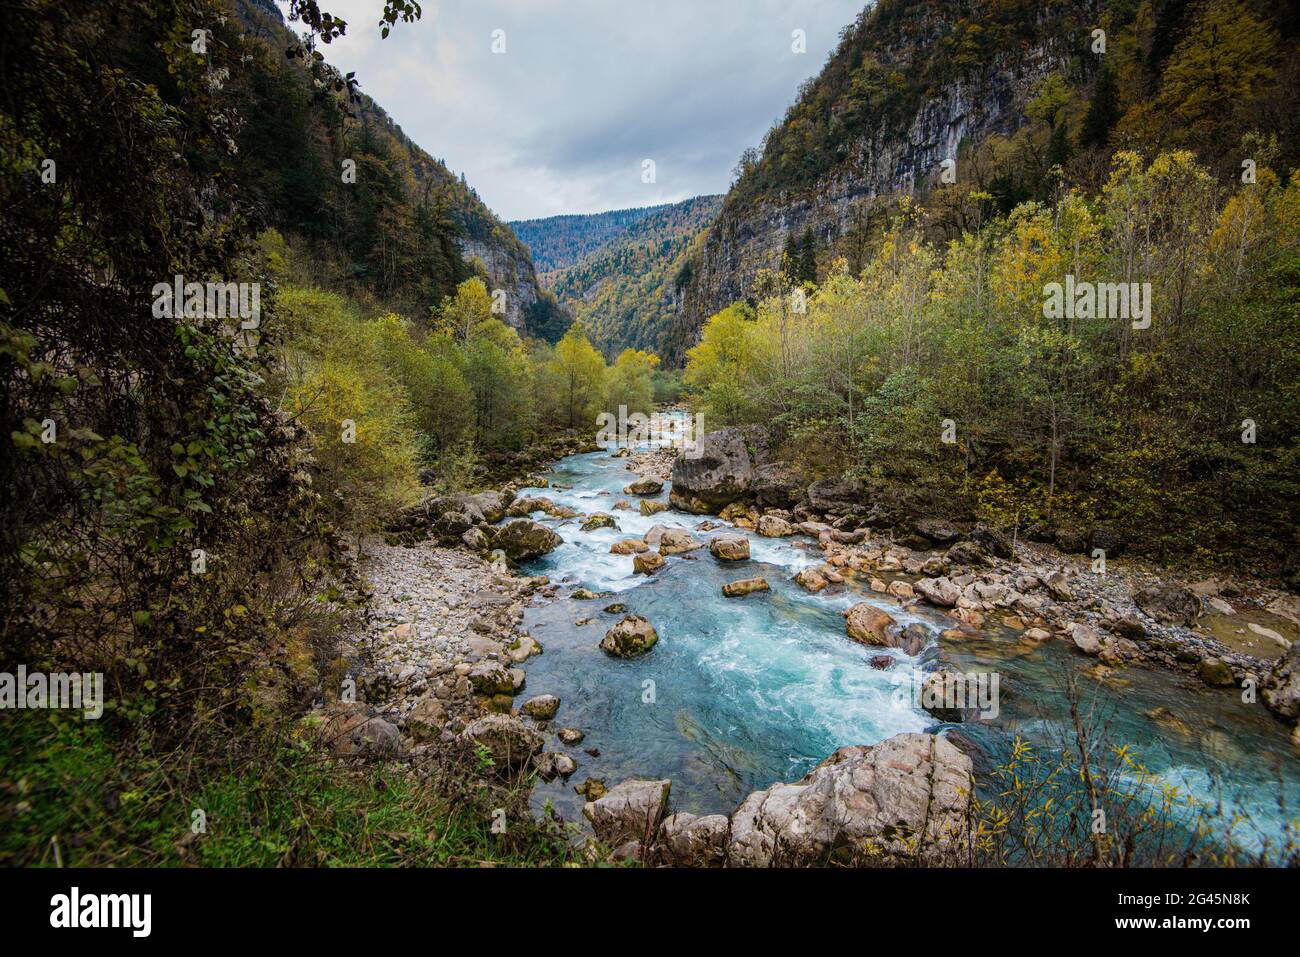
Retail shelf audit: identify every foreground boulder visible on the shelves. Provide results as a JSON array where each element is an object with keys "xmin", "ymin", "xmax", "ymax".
[
  {"xmin": 1045, "ymin": 571, "xmax": 1074, "ymax": 601},
  {"xmin": 970, "ymin": 523, "xmax": 1013, "ymax": 559},
  {"xmin": 601, "ymin": 615, "xmax": 659, "ymax": 657},
  {"xmin": 534, "ymin": 752, "xmax": 577, "ymax": 781},
  {"xmin": 655, "ymin": 812, "xmax": 729, "ymax": 867},
  {"xmin": 727, "ymin": 733, "xmax": 972, "ymax": 866},
  {"xmin": 584, "ymin": 778, "xmax": 672, "ymax": 845},
  {"xmin": 403, "ymin": 694, "xmax": 447, "ymax": 743},
  {"xmin": 467, "ymin": 660, "xmax": 516, "ymax": 696},
  {"xmin": 794, "ymin": 568, "xmax": 829, "ymax": 593},
  {"xmin": 915, "ymin": 576, "xmax": 960, "ymax": 608},
  {"xmin": 520, "ymin": 694, "xmax": 561, "ymax": 720},
  {"xmin": 1134, "ymin": 583, "xmax": 1201, "ymax": 626},
  {"xmin": 1263, "ymin": 642, "xmax": 1300, "ymax": 719},
  {"xmin": 321, "ymin": 705, "xmax": 401, "ymax": 758},
  {"xmin": 467, "ymin": 490, "xmax": 511, "ymax": 524},
  {"xmin": 633, "ymin": 550, "xmax": 666, "ymax": 574},
  {"xmin": 709, "ymin": 534, "xmax": 750, "ymax": 561},
  {"xmin": 580, "ymin": 513, "xmax": 618, "ymax": 532},
  {"xmin": 658, "ymin": 529, "xmax": 702, "ymax": 555},
  {"xmin": 459, "ymin": 714, "xmax": 543, "ymax": 772},
  {"xmin": 945, "ymin": 541, "xmax": 986, "ymax": 567},
  {"xmin": 756, "ymin": 514, "xmax": 794, "ymax": 537},
  {"xmin": 492, "ymin": 519, "xmax": 562, "ymax": 561},
  {"xmin": 624, "ymin": 476, "xmax": 664, "ymax": 496},
  {"xmin": 723, "ymin": 577, "xmax": 770, "ymax": 597},
  {"xmin": 1197, "ymin": 656, "xmax": 1236, "ymax": 688},
  {"xmin": 668, "ymin": 428, "xmax": 755, "ymax": 513},
  {"xmin": 843, "ymin": 603, "xmax": 897, "ymax": 645}
]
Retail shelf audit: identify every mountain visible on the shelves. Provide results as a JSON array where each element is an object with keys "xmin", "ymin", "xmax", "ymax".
[
  {"xmin": 510, "ymin": 205, "xmax": 671, "ymax": 278},
  {"xmin": 233, "ymin": 0, "xmax": 568, "ymax": 340},
  {"xmin": 516, "ymin": 195, "xmax": 723, "ymax": 358},
  {"xmin": 666, "ymin": 0, "xmax": 1300, "ymax": 363}
]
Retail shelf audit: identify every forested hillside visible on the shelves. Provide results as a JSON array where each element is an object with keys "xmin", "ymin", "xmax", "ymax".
[
  {"xmin": 230, "ymin": 0, "xmax": 568, "ymax": 340},
  {"xmin": 669, "ymin": 0, "xmax": 1300, "ymax": 361},
  {"xmin": 521, "ymin": 196, "xmax": 723, "ymax": 357},
  {"xmin": 676, "ymin": 0, "xmax": 1300, "ymax": 566},
  {"xmin": 510, "ymin": 204, "xmax": 670, "ymax": 278},
  {"xmin": 0, "ymin": 0, "xmax": 624, "ymax": 866}
]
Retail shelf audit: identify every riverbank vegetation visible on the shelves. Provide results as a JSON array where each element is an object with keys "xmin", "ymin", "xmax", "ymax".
[
  {"xmin": 0, "ymin": 0, "xmax": 589, "ymax": 868},
  {"xmin": 272, "ymin": 257, "xmax": 660, "ymax": 530},
  {"xmin": 684, "ymin": 150, "xmax": 1300, "ymax": 572}
]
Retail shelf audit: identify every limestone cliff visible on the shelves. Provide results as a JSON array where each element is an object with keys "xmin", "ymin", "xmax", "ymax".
[{"xmin": 666, "ymin": 0, "xmax": 1101, "ymax": 364}]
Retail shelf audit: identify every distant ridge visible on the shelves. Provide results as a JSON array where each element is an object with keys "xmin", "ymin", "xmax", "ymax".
[{"xmin": 510, "ymin": 204, "xmax": 674, "ymax": 277}]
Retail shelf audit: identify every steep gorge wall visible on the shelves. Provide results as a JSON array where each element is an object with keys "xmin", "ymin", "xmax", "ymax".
[{"xmin": 666, "ymin": 0, "xmax": 1097, "ymax": 364}]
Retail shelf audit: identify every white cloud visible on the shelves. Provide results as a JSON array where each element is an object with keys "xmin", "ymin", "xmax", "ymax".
[{"xmin": 278, "ymin": 0, "xmax": 864, "ymax": 219}]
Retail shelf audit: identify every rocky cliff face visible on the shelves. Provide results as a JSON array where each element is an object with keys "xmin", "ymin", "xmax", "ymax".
[
  {"xmin": 666, "ymin": 0, "xmax": 1097, "ymax": 364},
  {"xmin": 235, "ymin": 0, "xmax": 567, "ymax": 342},
  {"xmin": 457, "ymin": 234, "xmax": 562, "ymax": 338}
]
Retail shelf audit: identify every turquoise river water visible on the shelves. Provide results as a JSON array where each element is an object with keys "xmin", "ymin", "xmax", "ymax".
[{"xmin": 513, "ymin": 420, "xmax": 1299, "ymax": 855}]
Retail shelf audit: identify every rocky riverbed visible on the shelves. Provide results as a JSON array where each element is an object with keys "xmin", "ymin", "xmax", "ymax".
[{"xmin": 313, "ymin": 418, "xmax": 1300, "ymax": 865}]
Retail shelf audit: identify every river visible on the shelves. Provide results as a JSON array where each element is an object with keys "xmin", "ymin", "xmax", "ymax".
[{"xmin": 513, "ymin": 415, "xmax": 1299, "ymax": 856}]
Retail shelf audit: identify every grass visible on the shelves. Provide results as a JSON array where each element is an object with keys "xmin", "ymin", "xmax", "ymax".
[{"xmin": 0, "ymin": 712, "xmax": 587, "ymax": 867}]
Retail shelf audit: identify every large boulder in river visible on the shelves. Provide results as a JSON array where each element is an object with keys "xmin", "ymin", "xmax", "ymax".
[
  {"xmin": 492, "ymin": 519, "xmax": 562, "ymax": 561},
  {"xmin": 668, "ymin": 428, "xmax": 755, "ymax": 513},
  {"xmin": 756, "ymin": 514, "xmax": 794, "ymax": 537},
  {"xmin": 624, "ymin": 476, "xmax": 664, "ymax": 496},
  {"xmin": 658, "ymin": 529, "xmax": 702, "ymax": 555},
  {"xmin": 1134, "ymin": 582, "xmax": 1201, "ymax": 626},
  {"xmin": 633, "ymin": 550, "xmax": 665, "ymax": 574},
  {"xmin": 726, "ymin": 733, "xmax": 973, "ymax": 866},
  {"xmin": 843, "ymin": 603, "xmax": 896, "ymax": 645},
  {"xmin": 600, "ymin": 615, "xmax": 659, "ymax": 657},
  {"xmin": 583, "ymin": 778, "xmax": 671, "ymax": 845},
  {"xmin": 1262, "ymin": 642, "xmax": 1300, "ymax": 720},
  {"xmin": 520, "ymin": 694, "xmax": 561, "ymax": 720},
  {"xmin": 709, "ymin": 534, "xmax": 750, "ymax": 561},
  {"xmin": 723, "ymin": 577, "xmax": 770, "ymax": 597}
]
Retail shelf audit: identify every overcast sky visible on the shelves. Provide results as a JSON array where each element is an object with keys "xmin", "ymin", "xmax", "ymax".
[{"xmin": 278, "ymin": 0, "xmax": 865, "ymax": 221}]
